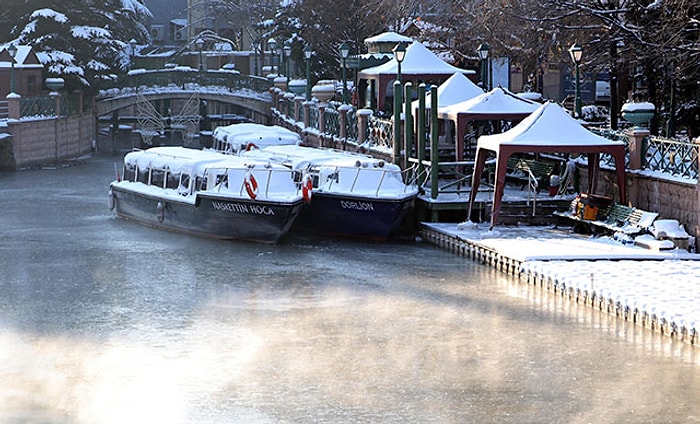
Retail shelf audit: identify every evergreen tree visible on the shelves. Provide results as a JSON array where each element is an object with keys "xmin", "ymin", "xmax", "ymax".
[{"xmin": 0, "ymin": 0, "xmax": 151, "ymax": 92}]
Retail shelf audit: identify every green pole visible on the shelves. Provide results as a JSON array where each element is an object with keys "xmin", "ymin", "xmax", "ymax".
[
  {"xmin": 393, "ymin": 81, "xmax": 402, "ymax": 165},
  {"xmin": 403, "ymin": 82, "xmax": 413, "ymax": 172},
  {"xmin": 417, "ymin": 83, "xmax": 426, "ymax": 188},
  {"xmin": 430, "ymin": 85, "xmax": 439, "ymax": 201}
]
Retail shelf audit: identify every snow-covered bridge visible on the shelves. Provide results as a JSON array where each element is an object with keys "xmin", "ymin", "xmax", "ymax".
[{"xmin": 95, "ymin": 68, "xmax": 273, "ymax": 122}]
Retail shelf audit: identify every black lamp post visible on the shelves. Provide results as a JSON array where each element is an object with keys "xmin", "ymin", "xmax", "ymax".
[
  {"xmin": 7, "ymin": 43, "xmax": 17, "ymax": 94},
  {"xmin": 304, "ymin": 45, "xmax": 313, "ymax": 101},
  {"xmin": 569, "ymin": 43, "xmax": 583, "ymax": 118},
  {"xmin": 476, "ymin": 43, "xmax": 489, "ymax": 90},
  {"xmin": 268, "ymin": 38, "xmax": 277, "ymax": 73},
  {"xmin": 392, "ymin": 42, "xmax": 407, "ymax": 85},
  {"xmin": 195, "ymin": 38, "xmax": 204, "ymax": 71},
  {"xmin": 283, "ymin": 43, "xmax": 292, "ymax": 82},
  {"xmin": 252, "ymin": 40, "xmax": 260, "ymax": 76},
  {"xmin": 339, "ymin": 42, "xmax": 350, "ymax": 104}
]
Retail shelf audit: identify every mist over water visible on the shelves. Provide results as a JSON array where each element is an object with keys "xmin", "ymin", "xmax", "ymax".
[{"xmin": 1, "ymin": 155, "xmax": 700, "ymax": 423}]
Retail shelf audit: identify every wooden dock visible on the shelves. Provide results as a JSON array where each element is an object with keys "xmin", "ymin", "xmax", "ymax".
[{"xmin": 419, "ymin": 222, "xmax": 700, "ymax": 345}]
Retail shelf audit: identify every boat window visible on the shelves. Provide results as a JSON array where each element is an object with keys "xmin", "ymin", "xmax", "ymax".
[
  {"xmin": 166, "ymin": 172, "xmax": 180, "ymax": 189},
  {"xmin": 194, "ymin": 176, "xmax": 207, "ymax": 192},
  {"xmin": 124, "ymin": 164, "xmax": 136, "ymax": 182},
  {"xmin": 178, "ymin": 174, "xmax": 191, "ymax": 195},
  {"xmin": 137, "ymin": 166, "xmax": 148, "ymax": 184},
  {"xmin": 150, "ymin": 169, "xmax": 165, "ymax": 188}
]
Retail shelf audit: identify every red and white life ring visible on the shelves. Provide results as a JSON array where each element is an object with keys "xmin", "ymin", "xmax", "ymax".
[
  {"xmin": 245, "ymin": 142, "xmax": 259, "ymax": 151},
  {"xmin": 302, "ymin": 174, "xmax": 313, "ymax": 203},
  {"xmin": 244, "ymin": 173, "xmax": 259, "ymax": 199}
]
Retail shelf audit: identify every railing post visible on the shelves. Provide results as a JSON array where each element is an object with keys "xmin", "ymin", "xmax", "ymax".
[
  {"xmin": 356, "ymin": 109, "xmax": 373, "ymax": 147},
  {"xmin": 51, "ymin": 91, "xmax": 61, "ymax": 117},
  {"xmin": 626, "ymin": 127, "xmax": 650, "ymax": 170},
  {"xmin": 294, "ymin": 97, "xmax": 303, "ymax": 122},
  {"xmin": 338, "ymin": 105, "xmax": 348, "ymax": 149},
  {"xmin": 6, "ymin": 93, "xmax": 20, "ymax": 119},
  {"xmin": 303, "ymin": 101, "xmax": 311, "ymax": 129},
  {"xmin": 318, "ymin": 103, "xmax": 326, "ymax": 147}
]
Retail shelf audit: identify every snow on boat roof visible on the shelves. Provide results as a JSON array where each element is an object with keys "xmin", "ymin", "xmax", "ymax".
[
  {"xmin": 248, "ymin": 145, "xmax": 401, "ymax": 170},
  {"xmin": 212, "ymin": 123, "xmax": 302, "ymax": 146},
  {"xmin": 124, "ymin": 146, "xmax": 276, "ymax": 176}
]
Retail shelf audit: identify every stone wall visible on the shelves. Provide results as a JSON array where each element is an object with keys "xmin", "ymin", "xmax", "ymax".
[{"xmin": 2, "ymin": 114, "xmax": 95, "ymax": 169}]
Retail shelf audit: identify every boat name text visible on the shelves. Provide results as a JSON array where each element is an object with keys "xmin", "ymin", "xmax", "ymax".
[
  {"xmin": 212, "ymin": 201, "xmax": 275, "ymax": 216},
  {"xmin": 340, "ymin": 200, "xmax": 374, "ymax": 211}
]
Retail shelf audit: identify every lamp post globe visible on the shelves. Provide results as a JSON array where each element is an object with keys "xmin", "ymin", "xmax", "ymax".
[
  {"xmin": 392, "ymin": 42, "xmax": 407, "ymax": 85},
  {"xmin": 476, "ymin": 43, "xmax": 489, "ymax": 90},
  {"xmin": 568, "ymin": 43, "xmax": 583, "ymax": 118}
]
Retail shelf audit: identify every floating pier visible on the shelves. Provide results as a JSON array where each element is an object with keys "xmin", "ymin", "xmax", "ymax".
[{"xmin": 420, "ymin": 222, "xmax": 700, "ymax": 345}]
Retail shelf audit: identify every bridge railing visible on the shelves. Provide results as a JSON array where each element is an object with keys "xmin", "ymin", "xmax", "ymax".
[{"xmin": 97, "ymin": 68, "xmax": 272, "ymax": 97}]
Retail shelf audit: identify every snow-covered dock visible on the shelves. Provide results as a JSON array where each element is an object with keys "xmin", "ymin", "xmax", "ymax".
[{"xmin": 420, "ymin": 222, "xmax": 700, "ymax": 344}]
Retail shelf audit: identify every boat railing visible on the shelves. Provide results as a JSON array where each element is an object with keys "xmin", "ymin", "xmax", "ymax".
[
  {"xmin": 320, "ymin": 163, "xmax": 418, "ymax": 197},
  {"xmin": 205, "ymin": 165, "xmax": 298, "ymax": 200}
]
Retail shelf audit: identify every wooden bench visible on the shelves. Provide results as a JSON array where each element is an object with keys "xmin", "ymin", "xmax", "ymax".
[{"xmin": 555, "ymin": 200, "xmax": 658, "ymax": 236}]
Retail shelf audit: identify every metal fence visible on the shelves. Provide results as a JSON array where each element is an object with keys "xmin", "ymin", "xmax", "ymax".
[{"xmin": 99, "ymin": 69, "xmax": 272, "ymax": 95}]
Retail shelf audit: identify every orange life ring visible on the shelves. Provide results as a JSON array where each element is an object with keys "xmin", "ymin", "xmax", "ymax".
[
  {"xmin": 244, "ymin": 173, "xmax": 259, "ymax": 199},
  {"xmin": 302, "ymin": 174, "xmax": 313, "ymax": 203},
  {"xmin": 245, "ymin": 142, "xmax": 259, "ymax": 151}
]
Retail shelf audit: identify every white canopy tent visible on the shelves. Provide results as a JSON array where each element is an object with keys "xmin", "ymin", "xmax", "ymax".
[
  {"xmin": 437, "ymin": 86, "xmax": 540, "ymax": 161},
  {"xmin": 467, "ymin": 102, "xmax": 627, "ymax": 229},
  {"xmin": 358, "ymin": 42, "xmax": 474, "ymax": 111}
]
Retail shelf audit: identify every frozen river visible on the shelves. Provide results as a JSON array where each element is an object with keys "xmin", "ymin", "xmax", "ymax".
[{"xmin": 2, "ymin": 153, "xmax": 700, "ymax": 423}]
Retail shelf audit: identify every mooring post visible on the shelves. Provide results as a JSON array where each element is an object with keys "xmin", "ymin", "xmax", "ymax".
[
  {"xmin": 403, "ymin": 82, "xmax": 413, "ymax": 173},
  {"xmin": 392, "ymin": 81, "xmax": 402, "ymax": 166},
  {"xmin": 417, "ymin": 83, "xmax": 426, "ymax": 187}
]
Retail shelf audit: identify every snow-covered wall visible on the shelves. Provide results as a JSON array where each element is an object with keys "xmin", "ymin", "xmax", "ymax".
[{"xmin": 2, "ymin": 114, "xmax": 95, "ymax": 169}]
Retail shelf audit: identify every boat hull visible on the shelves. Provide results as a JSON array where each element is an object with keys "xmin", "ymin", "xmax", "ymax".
[
  {"xmin": 111, "ymin": 186, "xmax": 303, "ymax": 243},
  {"xmin": 295, "ymin": 193, "xmax": 416, "ymax": 240}
]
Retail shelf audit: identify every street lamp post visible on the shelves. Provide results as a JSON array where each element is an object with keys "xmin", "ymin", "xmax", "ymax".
[
  {"xmin": 7, "ymin": 43, "xmax": 17, "ymax": 94},
  {"xmin": 476, "ymin": 43, "xmax": 489, "ymax": 91},
  {"xmin": 304, "ymin": 45, "xmax": 313, "ymax": 101},
  {"xmin": 196, "ymin": 38, "xmax": 204, "ymax": 71},
  {"xmin": 268, "ymin": 38, "xmax": 277, "ymax": 73},
  {"xmin": 252, "ymin": 40, "xmax": 260, "ymax": 76},
  {"xmin": 569, "ymin": 43, "xmax": 583, "ymax": 118},
  {"xmin": 339, "ymin": 42, "xmax": 350, "ymax": 104},
  {"xmin": 392, "ymin": 42, "xmax": 407, "ymax": 85},
  {"xmin": 283, "ymin": 43, "xmax": 292, "ymax": 83}
]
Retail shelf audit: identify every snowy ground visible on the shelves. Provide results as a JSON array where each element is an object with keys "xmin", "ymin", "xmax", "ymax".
[{"xmin": 422, "ymin": 222, "xmax": 700, "ymax": 337}]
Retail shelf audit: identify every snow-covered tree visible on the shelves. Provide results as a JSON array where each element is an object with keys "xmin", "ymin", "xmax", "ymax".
[{"xmin": 0, "ymin": 0, "xmax": 151, "ymax": 92}]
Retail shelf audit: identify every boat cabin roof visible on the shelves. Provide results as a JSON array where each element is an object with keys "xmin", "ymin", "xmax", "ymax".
[{"xmin": 124, "ymin": 146, "xmax": 272, "ymax": 176}]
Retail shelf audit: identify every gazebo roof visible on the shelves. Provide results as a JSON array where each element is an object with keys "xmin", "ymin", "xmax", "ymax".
[
  {"xmin": 439, "ymin": 86, "xmax": 539, "ymax": 119},
  {"xmin": 477, "ymin": 101, "xmax": 625, "ymax": 151},
  {"xmin": 364, "ymin": 31, "xmax": 413, "ymax": 44},
  {"xmin": 412, "ymin": 72, "xmax": 483, "ymax": 109},
  {"xmin": 358, "ymin": 41, "xmax": 471, "ymax": 77}
]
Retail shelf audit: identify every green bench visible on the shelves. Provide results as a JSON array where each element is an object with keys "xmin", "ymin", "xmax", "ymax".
[{"xmin": 555, "ymin": 200, "xmax": 658, "ymax": 235}]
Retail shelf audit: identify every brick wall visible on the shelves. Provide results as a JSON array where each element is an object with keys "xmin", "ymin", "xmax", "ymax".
[{"xmin": 3, "ymin": 114, "xmax": 95, "ymax": 169}]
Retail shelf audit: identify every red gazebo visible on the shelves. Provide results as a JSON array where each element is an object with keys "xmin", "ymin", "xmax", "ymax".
[{"xmin": 467, "ymin": 102, "xmax": 627, "ymax": 229}]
